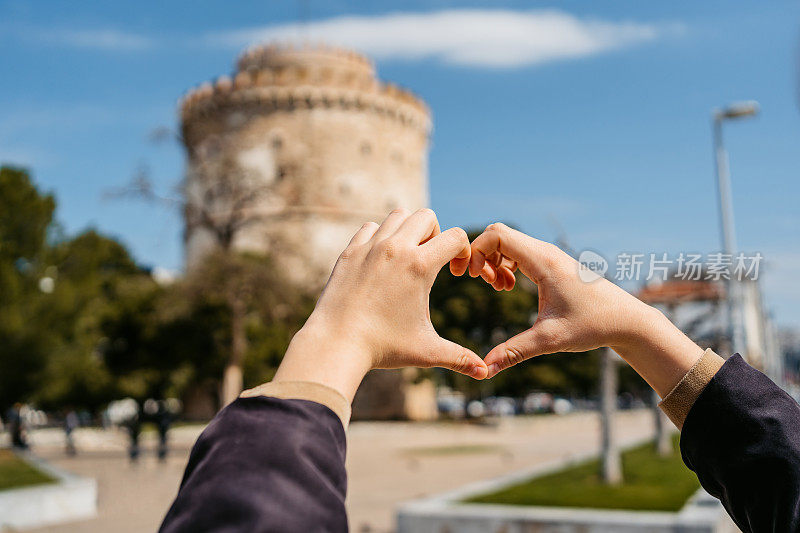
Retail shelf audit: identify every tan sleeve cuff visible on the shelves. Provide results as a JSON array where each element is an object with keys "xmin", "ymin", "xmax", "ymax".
[
  {"xmin": 659, "ymin": 348, "xmax": 725, "ymax": 429},
  {"xmin": 240, "ymin": 381, "xmax": 351, "ymax": 428}
]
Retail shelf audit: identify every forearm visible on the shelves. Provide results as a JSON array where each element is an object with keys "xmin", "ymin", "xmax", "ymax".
[
  {"xmin": 271, "ymin": 317, "xmax": 372, "ymax": 405},
  {"xmin": 610, "ymin": 303, "xmax": 706, "ymax": 399}
]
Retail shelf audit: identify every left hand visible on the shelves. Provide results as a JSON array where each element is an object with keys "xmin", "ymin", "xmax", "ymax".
[
  {"xmin": 274, "ymin": 208, "xmax": 488, "ymax": 402},
  {"xmin": 465, "ymin": 223, "xmax": 703, "ymax": 396}
]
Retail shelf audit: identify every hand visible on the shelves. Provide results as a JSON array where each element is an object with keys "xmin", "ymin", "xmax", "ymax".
[
  {"xmin": 274, "ymin": 209, "xmax": 488, "ymax": 402},
  {"xmin": 467, "ymin": 223, "xmax": 704, "ymax": 396}
]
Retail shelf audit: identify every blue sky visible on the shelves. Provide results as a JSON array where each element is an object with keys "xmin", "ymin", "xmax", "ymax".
[{"xmin": 1, "ymin": 1, "xmax": 799, "ymax": 327}]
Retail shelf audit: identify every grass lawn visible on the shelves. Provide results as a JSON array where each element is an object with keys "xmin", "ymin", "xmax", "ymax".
[
  {"xmin": 0, "ymin": 449, "xmax": 57, "ymax": 491},
  {"xmin": 403, "ymin": 444, "xmax": 506, "ymax": 456},
  {"xmin": 465, "ymin": 435, "xmax": 699, "ymax": 512}
]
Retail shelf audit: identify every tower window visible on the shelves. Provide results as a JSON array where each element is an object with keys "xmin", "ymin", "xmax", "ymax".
[{"xmin": 360, "ymin": 142, "xmax": 372, "ymax": 156}]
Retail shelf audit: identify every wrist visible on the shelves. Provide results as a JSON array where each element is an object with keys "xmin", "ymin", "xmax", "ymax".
[{"xmin": 272, "ymin": 315, "xmax": 374, "ymax": 403}]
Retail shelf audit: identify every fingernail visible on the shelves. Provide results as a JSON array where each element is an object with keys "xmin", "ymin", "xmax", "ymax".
[
  {"xmin": 487, "ymin": 363, "xmax": 500, "ymax": 377},
  {"xmin": 471, "ymin": 365, "xmax": 488, "ymax": 380}
]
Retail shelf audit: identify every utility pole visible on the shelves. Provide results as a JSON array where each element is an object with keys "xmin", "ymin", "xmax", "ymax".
[
  {"xmin": 600, "ymin": 347, "xmax": 622, "ymax": 484},
  {"xmin": 550, "ymin": 216, "xmax": 622, "ymax": 484},
  {"xmin": 711, "ymin": 101, "xmax": 759, "ymax": 357}
]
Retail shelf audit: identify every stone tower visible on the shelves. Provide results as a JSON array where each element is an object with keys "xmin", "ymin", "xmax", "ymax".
[
  {"xmin": 179, "ymin": 44, "xmax": 437, "ymax": 420},
  {"xmin": 180, "ymin": 44, "xmax": 431, "ymax": 285}
]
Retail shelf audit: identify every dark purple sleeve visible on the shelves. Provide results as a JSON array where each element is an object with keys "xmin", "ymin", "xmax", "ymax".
[
  {"xmin": 680, "ymin": 354, "xmax": 800, "ymax": 533},
  {"xmin": 159, "ymin": 396, "xmax": 348, "ymax": 533}
]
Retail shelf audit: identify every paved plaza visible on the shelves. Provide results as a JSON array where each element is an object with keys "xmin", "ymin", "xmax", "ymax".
[{"xmin": 22, "ymin": 409, "xmax": 656, "ymax": 533}]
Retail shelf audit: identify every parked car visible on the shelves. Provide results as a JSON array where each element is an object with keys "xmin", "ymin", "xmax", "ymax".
[
  {"xmin": 522, "ymin": 392, "xmax": 554, "ymax": 414},
  {"xmin": 552, "ymin": 398, "xmax": 573, "ymax": 416},
  {"xmin": 484, "ymin": 396, "xmax": 516, "ymax": 417},
  {"xmin": 436, "ymin": 388, "xmax": 466, "ymax": 419},
  {"xmin": 466, "ymin": 400, "xmax": 486, "ymax": 418}
]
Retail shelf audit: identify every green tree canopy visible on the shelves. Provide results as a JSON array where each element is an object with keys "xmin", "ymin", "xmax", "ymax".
[
  {"xmin": 0, "ymin": 167, "xmax": 56, "ymax": 410},
  {"xmin": 0, "ymin": 166, "xmax": 55, "ymax": 262}
]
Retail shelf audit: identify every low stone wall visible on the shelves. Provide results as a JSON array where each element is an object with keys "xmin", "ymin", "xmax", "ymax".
[
  {"xmin": 396, "ymin": 453, "xmax": 738, "ymax": 533},
  {"xmin": 0, "ymin": 453, "xmax": 97, "ymax": 531}
]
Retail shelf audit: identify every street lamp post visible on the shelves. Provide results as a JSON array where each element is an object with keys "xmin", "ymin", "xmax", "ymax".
[{"xmin": 711, "ymin": 101, "xmax": 759, "ymax": 357}]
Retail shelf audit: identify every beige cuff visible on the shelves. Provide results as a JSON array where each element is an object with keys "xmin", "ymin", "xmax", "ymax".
[
  {"xmin": 659, "ymin": 348, "xmax": 725, "ymax": 429},
  {"xmin": 240, "ymin": 381, "xmax": 351, "ymax": 428}
]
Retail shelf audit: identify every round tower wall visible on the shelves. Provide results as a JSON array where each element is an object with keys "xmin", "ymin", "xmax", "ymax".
[{"xmin": 182, "ymin": 46, "xmax": 430, "ymax": 287}]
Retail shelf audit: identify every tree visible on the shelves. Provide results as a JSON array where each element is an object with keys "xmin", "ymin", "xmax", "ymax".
[
  {"xmin": 1, "ymin": 165, "xmax": 304, "ymax": 414},
  {"xmin": 0, "ymin": 167, "xmax": 56, "ymax": 411},
  {"xmin": 100, "ymin": 277, "xmax": 227, "ymax": 405},
  {"xmin": 181, "ymin": 250, "xmax": 309, "ymax": 406},
  {"xmin": 0, "ymin": 166, "xmax": 174, "ymax": 412},
  {"xmin": 114, "ymin": 132, "xmax": 288, "ymax": 407},
  {"xmin": 32, "ymin": 230, "xmax": 152, "ymax": 411},
  {"xmin": 0, "ymin": 166, "xmax": 56, "ymax": 261}
]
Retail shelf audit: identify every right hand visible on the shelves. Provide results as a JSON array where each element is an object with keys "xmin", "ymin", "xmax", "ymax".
[
  {"xmin": 275, "ymin": 208, "xmax": 487, "ymax": 403},
  {"xmin": 465, "ymin": 223, "xmax": 659, "ymax": 378}
]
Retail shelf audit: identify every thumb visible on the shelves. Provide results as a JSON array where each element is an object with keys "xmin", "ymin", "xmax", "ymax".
[
  {"xmin": 424, "ymin": 335, "xmax": 488, "ymax": 380},
  {"xmin": 484, "ymin": 324, "xmax": 558, "ymax": 378}
]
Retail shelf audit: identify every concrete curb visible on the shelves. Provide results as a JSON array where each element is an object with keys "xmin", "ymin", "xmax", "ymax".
[
  {"xmin": 0, "ymin": 452, "xmax": 97, "ymax": 531},
  {"xmin": 396, "ymin": 441, "xmax": 738, "ymax": 533}
]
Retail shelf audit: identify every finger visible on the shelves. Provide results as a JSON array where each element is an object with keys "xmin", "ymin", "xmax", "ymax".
[
  {"xmin": 470, "ymin": 223, "xmax": 559, "ymax": 282},
  {"xmin": 480, "ymin": 257, "xmax": 515, "ymax": 289},
  {"xmin": 449, "ymin": 256, "xmax": 470, "ymax": 276},
  {"xmin": 420, "ymin": 227, "xmax": 470, "ymax": 270},
  {"xmin": 486, "ymin": 251, "xmax": 504, "ymax": 269},
  {"xmin": 395, "ymin": 208, "xmax": 440, "ymax": 245},
  {"xmin": 498, "ymin": 266, "xmax": 516, "ymax": 290},
  {"xmin": 427, "ymin": 336, "xmax": 488, "ymax": 380},
  {"xmin": 469, "ymin": 248, "xmax": 487, "ymax": 278},
  {"xmin": 500, "ymin": 256, "xmax": 518, "ymax": 273},
  {"xmin": 491, "ymin": 274, "xmax": 505, "ymax": 291},
  {"xmin": 484, "ymin": 325, "xmax": 556, "ymax": 378},
  {"xmin": 371, "ymin": 208, "xmax": 410, "ymax": 242},
  {"xmin": 474, "ymin": 250, "xmax": 501, "ymax": 279},
  {"xmin": 347, "ymin": 221, "xmax": 380, "ymax": 247},
  {"xmin": 480, "ymin": 262, "xmax": 497, "ymax": 283}
]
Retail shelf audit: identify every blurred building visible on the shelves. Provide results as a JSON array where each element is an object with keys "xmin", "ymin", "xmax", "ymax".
[
  {"xmin": 638, "ymin": 276, "xmax": 783, "ymax": 384},
  {"xmin": 179, "ymin": 43, "xmax": 437, "ymax": 420}
]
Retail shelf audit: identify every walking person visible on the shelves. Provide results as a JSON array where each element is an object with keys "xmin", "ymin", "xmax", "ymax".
[
  {"xmin": 64, "ymin": 409, "xmax": 78, "ymax": 456},
  {"xmin": 155, "ymin": 400, "xmax": 173, "ymax": 462},
  {"xmin": 5, "ymin": 403, "xmax": 28, "ymax": 450},
  {"xmin": 123, "ymin": 406, "xmax": 141, "ymax": 463}
]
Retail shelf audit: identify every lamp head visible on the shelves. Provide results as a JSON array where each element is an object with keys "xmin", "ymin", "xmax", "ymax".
[{"xmin": 714, "ymin": 101, "xmax": 760, "ymax": 121}]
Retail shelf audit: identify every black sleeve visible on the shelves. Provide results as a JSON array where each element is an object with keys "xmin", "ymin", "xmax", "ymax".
[
  {"xmin": 680, "ymin": 354, "xmax": 800, "ymax": 533},
  {"xmin": 159, "ymin": 396, "xmax": 348, "ymax": 533}
]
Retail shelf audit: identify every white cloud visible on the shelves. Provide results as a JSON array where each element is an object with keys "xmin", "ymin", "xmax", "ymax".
[
  {"xmin": 36, "ymin": 29, "xmax": 154, "ymax": 51},
  {"xmin": 209, "ymin": 9, "xmax": 679, "ymax": 68}
]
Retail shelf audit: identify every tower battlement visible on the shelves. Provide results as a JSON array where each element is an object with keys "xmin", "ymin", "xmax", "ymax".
[
  {"xmin": 237, "ymin": 43, "xmax": 375, "ymax": 78},
  {"xmin": 180, "ymin": 43, "xmax": 430, "ymax": 136}
]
